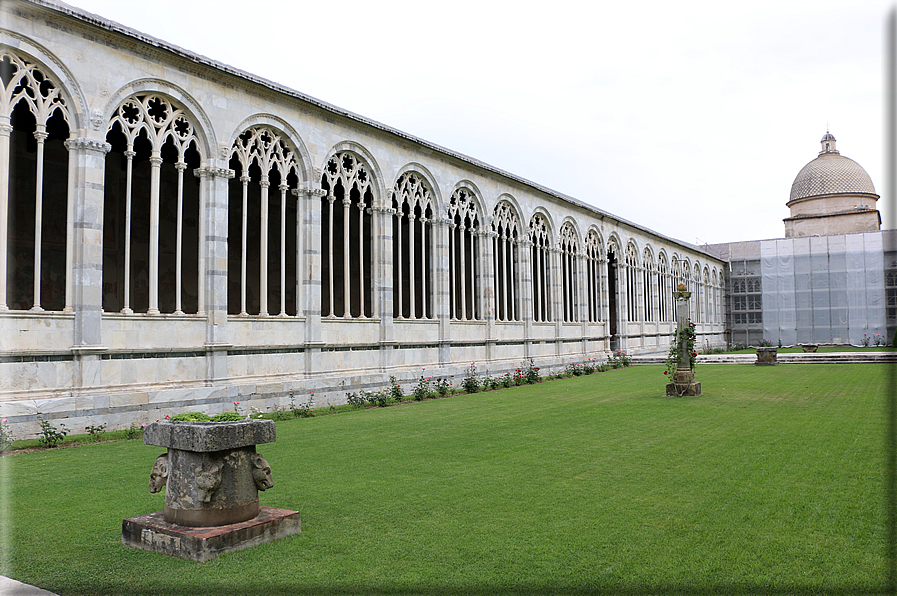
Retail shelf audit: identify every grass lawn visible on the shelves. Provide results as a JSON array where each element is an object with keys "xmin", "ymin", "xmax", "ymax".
[{"xmin": 1, "ymin": 364, "xmax": 891, "ymax": 595}]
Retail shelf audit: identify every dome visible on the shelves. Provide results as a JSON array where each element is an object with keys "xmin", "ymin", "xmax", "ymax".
[{"xmin": 789, "ymin": 152, "xmax": 877, "ymax": 203}]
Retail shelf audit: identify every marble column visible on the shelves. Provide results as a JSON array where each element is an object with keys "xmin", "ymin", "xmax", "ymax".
[
  {"xmin": 66, "ymin": 136, "xmax": 111, "ymax": 390},
  {"xmin": 194, "ymin": 164, "xmax": 234, "ymax": 383}
]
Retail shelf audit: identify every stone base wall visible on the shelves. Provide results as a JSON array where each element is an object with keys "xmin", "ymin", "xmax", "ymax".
[{"xmin": 1, "ymin": 325, "xmax": 726, "ymax": 439}]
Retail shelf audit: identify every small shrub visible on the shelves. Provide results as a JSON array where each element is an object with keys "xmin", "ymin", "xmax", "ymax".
[
  {"xmin": 513, "ymin": 368, "xmax": 525, "ymax": 386},
  {"xmin": 346, "ymin": 391, "xmax": 366, "ymax": 409},
  {"xmin": 389, "ymin": 376, "xmax": 404, "ymax": 402},
  {"xmin": 211, "ymin": 411, "xmax": 243, "ymax": 422},
  {"xmin": 565, "ymin": 362, "xmax": 583, "ymax": 377},
  {"xmin": 582, "ymin": 359, "xmax": 596, "ymax": 375},
  {"xmin": 523, "ymin": 358, "xmax": 541, "ymax": 384},
  {"xmin": 125, "ymin": 422, "xmax": 145, "ymax": 440},
  {"xmin": 758, "ymin": 338, "xmax": 774, "ymax": 347},
  {"xmin": 38, "ymin": 416, "xmax": 69, "ymax": 448},
  {"xmin": 435, "ymin": 377, "xmax": 452, "ymax": 396},
  {"xmin": 501, "ymin": 372, "xmax": 513, "ymax": 388},
  {"xmin": 611, "ymin": 350, "xmax": 632, "ymax": 369},
  {"xmin": 170, "ymin": 412, "xmax": 212, "ymax": 422},
  {"xmin": 463, "ymin": 363, "xmax": 480, "ymax": 393},
  {"xmin": 85, "ymin": 423, "xmax": 107, "ymax": 441},
  {"xmin": 413, "ymin": 376, "xmax": 431, "ymax": 401}
]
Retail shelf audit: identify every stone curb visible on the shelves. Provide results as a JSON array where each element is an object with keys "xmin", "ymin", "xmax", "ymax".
[{"xmin": 0, "ymin": 576, "xmax": 59, "ymax": 596}]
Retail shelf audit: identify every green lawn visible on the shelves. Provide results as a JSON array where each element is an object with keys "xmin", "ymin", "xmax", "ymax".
[{"xmin": 1, "ymin": 364, "xmax": 891, "ymax": 595}]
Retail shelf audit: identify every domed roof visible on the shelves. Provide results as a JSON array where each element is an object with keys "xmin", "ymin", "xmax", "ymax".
[{"xmin": 789, "ymin": 134, "xmax": 877, "ymax": 203}]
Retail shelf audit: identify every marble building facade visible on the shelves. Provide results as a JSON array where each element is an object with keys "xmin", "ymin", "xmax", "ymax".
[{"xmin": 0, "ymin": 0, "xmax": 725, "ymax": 437}]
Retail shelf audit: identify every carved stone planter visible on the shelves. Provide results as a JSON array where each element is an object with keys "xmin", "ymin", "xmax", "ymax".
[
  {"xmin": 123, "ymin": 418, "xmax": 301, "ymax": 561},
  {"xmin": 755, "ymin": 347, "xmax": 779, "ymax": 365},
  {"xmin": 800, "ymin": 344, "xmax": 818, "ymax": 353},
  {"xmin": 144, "ymin": 419, "xmax": 275, "ymax": 526}
]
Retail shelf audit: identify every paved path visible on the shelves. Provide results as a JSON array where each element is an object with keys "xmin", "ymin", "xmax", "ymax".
[
  {"xmin": 0, "ymin": 576, "xmax": 58, "ymax": 596},
  {"xmin": 632, "ymin": 351, "xmax": 897, "ymax": 365}
]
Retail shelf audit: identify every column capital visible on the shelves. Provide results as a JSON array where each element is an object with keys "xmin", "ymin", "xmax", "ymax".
[
  {"xmin": 64, "ymin": 137, "xmax": 112, "ymax": 154},
  {"xmin": 193, "ymin": 166, "xmax": 236, "ymax": 179}
]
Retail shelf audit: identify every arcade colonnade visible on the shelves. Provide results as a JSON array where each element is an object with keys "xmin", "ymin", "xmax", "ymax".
[{"xmin": 0, "ymin": 0, "xmax": 724, "ymax": 436}]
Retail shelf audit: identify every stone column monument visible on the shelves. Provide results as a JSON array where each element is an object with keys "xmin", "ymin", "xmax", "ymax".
[{"xmin": 666, "ymin": 284, "xmax": 701, "ymax": 396}]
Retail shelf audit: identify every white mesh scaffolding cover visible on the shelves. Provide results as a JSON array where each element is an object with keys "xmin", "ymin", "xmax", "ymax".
[{"xmin": 761, "ymin": 233, "xmax": 885, "ymax": 345}]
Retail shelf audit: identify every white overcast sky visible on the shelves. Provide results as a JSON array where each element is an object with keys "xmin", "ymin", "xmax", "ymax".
[{"xmin": 67, "ymin": 0, "xmax": 892, "ymax": 245}]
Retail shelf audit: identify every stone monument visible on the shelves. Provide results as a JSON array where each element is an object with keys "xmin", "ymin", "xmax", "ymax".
[
  {"xmin": 666, "ymin": 284, "xmax": 701, "ymax": 396},
  {"xmin": 122, "ymin": 419, "xmax": 301, "ymax": 561}
]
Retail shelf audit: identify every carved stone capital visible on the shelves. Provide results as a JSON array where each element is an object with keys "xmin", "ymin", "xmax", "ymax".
[
  {"xmin": 194, "ymin": 166, "xmax": 236, "ymax": 179},
  {"xmin": 64, "ymin": 137, "xmax": 112, "ymax": 154}
]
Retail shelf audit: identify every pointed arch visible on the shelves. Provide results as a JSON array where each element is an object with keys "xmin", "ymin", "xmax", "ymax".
[
  {"xmin": 585, "ymin": 228, "xmax": 603, "ymax": 323},
  {"xmin": 103, "ymin": 92, "xmax": 206, "ymax": 315},
  {"xmin": 624, "ymin": 241, "xmax": 639, "ymax": 322},
  {"xmin": 643, "ymin": 245, "xmax": 656, "ymax": 322},
  {"xmin": 227, "ymin": 124, "xmax": 305, "ymax": 317},
  {"xmin": 492, "ymin": 198, "xmax": 521, "ymax": 322},
  {"xmin": 392, "ymin": 170, "xmax": 436, "ymax": 319},
  {"xmin": 0, "ymin": 47, "xmax": 74, "ymax": 311},
  {"xmin": 447, "ymin": 184, "xmax": 482, "ymax": 320},
  {"xmin": 320, "ymin": 150, "xmax": 375, "ymax": 318},
  {"xmin": 559, "ymin": 221, "xmax": 580, "ymax": 322},
  {"xmin": 530, "ymin": 212, "xmax": 552, "ymax": 322}
]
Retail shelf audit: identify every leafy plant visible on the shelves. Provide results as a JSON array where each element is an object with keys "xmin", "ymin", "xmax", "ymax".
[
  {"xmin": 211, "ymin": 411, "xmax": 243, "ymax": 422},
  {"xmin": 664, "ymin": 319, "xmax": 695, "ymax": 378},
  {"xmin": 38, "ymin": 416, "xmax": 69, "ymax": 448},
  {"xmin": 523, "ymin": 358, "xmax": 541, "ymax": 384},
  {"xmin": 85, "ymin": 423, "xmax": 107, "ymax": 441},
  {"xmin": 124, "ymin": 422, "xmax": 145, "ymax": 440},
  {"xmin": 389, "ymin": 376, "xmax": 404, "ymax": 402},
  {"xmin": 170, "ymin": 412, "xmax": 212, "ymax": 422},
  {"xmin": 435, "ymin": 377, "xmax": 452, "ymax": 396},
  {"xmin": 463, "ymin": 363, "xmax": 480, "ymax": 393},
  {"xmin": 413, "ymin": 376, "xmax": 431, "ymax": 401}
]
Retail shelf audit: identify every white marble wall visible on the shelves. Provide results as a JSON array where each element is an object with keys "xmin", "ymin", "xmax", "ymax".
[{"xmin": 0, "ymin": 1, "xmax": 726, "ymax": 438}]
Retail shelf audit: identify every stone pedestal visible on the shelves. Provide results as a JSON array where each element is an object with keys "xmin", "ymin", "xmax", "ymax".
[
  {"xmin": 124, "ymin": 419, "xmax": 301, "ymax": 560},
  {"xmin": 800, "ymin": 344, "xmax": 818, "ymax": 353},
  {"xmin": 122, "ymin": 506, "xmax": 301, "ymax": 562},
  {"xmin": 666, "ymin": 369, "xmax": 701, "ymax": 396},
  {"xmin": 756, "ymin": 347, "xmax": 779, "ymax": 365}
]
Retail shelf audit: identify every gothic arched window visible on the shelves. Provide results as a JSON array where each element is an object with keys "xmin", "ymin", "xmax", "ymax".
[
  {"xmin": 393, "ymin": 172, "xmax": 434, "ymax": 319},
  {"xmin": 447, "ymin": 188, "xmax": 479, "ymax": 320},
  {"xmin": 492, "ymin": 201, "xmax": 520, "ymax": 322},
  {"xmin": 320, "ymin": 152, "xmax": 373, "ymax": 318}
]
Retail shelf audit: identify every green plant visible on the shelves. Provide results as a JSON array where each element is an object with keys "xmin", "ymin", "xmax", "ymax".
[
  {"xmin": 892, "ymin": 329, "xmax": 897, "ymax": 347},
  {"xmin": 346, "ymin": 391, "xmax": 366, "ymax": 408},
  {"xmin": 413, "ymin": 376, "xmax": 431, "ymax": 401},
  {"xmin": 84, "ymin": 423, "xmax": 107, "ymax": 441},
  {"xmin": 124, "ymin": 422, "xmax": 145, "ymax": 440},
  {"xmin": 664, "ymin": 319, "xmax": 695, "ymax": 378},
  {"xmin": 463, "ymin": 363, "xmax": 480, "ymax": 393},
  {"xmin": 389, "ymin": 376, "xmax": 404, "ymax": 402},
  {"xmin": 37, "ymin": 415, "xmax": 69, "ymax": 448},
  {"xmin": 501, "ymin": 372, "xmax": 513, "ymax": 387},
  {"xmin": 0, "ymin": 418, "xmax": 12, "ymax": 451},
  {"xmin": 169, "ymin": 412, "xmax": 212, "ymax": 421},
  {"xmin": 611, "ymin": 350, "xmax": 632, "ymax": 369},
  {"xmin": 758, "ymin": 338, "xmax": 774, "ymax": 347},
  {"xmin": 523, "ymin": 357, "xmax": 541, "ymax": 384},
  {"xmin": 211, "ymin": 411, "xmax": 243, "ymax": 422},
  {"xmin": 435, "ymin": 377, "xmax": 452, "ymax": 396}
]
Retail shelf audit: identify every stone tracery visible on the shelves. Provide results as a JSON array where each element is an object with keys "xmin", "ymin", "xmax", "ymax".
[
  {"xmin": 393, "ymin": 172, "xmax": 434, "ymax": 319},
  {"xmin": 447, "ymin": 187, "xmax": 479, "ymax": 321},
  {"xmin": 0, "ymin": 49, "xmax": 71, "ymax": 312},
  {"xmin": 559, "ymin": 222, "xmax": 579, "ymax": 323},
  {"xmin": 530, "ymin": 213, "xmax": 552, "ymax": 322},
  {"xmin": 320, "ymin": 152, "xmax": 373, "ymax": 318},
  {"xmin": 585, "ymin": 231, "xmax": 602, "ymax": 323},
  {"xmin": 104, "ymin": 94, "xmax": 203, "ymax": 315},
  {"xmin": 492, "ymin": 201, "xmax": 520, "ymax": 322},
  {"xmin": 228, "ymin": 126, "xmax": 301, "ymax": 317}
]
